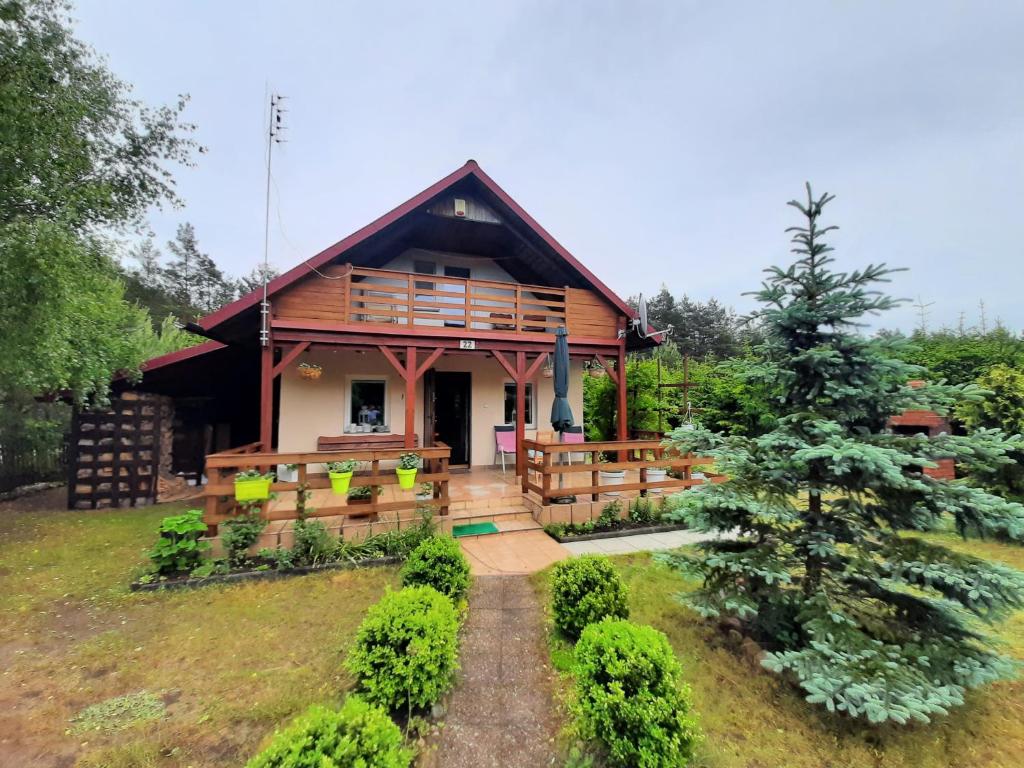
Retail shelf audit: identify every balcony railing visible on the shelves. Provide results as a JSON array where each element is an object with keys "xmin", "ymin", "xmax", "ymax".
[
  {"xmin": 521, "ymin": 438, "xmax": 721, "ymax": 504},
  {"xmin": 203, "ymin": 444, "xmax": 451, "ymax": 533},
  {"xmin": 344, "ymin": 266, "xmax": 566, "ymax": 334}
]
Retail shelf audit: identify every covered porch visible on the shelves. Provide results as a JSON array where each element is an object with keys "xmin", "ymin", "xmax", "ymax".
[{"xmin": 262, "ymin": 326, "xmax": 630, "ymax": 476}]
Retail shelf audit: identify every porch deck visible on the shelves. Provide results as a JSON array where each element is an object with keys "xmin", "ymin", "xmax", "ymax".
[{"xmin": 267, "ymin": 465, "xmax": 523, "ymax": 517}]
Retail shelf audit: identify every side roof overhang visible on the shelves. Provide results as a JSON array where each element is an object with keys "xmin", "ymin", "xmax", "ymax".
[{"xmin": 198, "ymin": 160, "xmax": 656, "ymax": 347}]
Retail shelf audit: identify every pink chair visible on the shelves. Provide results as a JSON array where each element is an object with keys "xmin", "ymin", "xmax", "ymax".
[
  {"xmin": 561, "ymin": 426, "xmax": 585, "ymax": 464},
  {"xmin": 494, "ymin": 426, "xmax": 516, "ymax": 474}
]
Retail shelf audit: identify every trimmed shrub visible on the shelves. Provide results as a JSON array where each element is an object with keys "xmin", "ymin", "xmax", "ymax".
[
  {"xmin": 574, "ymin": 620, "xmax": 700, "ymax": 768},
  {"xmin": 551, "ymin": 555, "xmax": 629, "ymax": 639},
  {"xmin": 346, "ymin": 586, "xmax": 459, "ymax": 711},
  {"xmin": 246, "ymin": 697, "xmax": 411, "ymax": 768},
  {"xmin": 400, "ymin": 535, "xmax": 471, "ymax": 600}
]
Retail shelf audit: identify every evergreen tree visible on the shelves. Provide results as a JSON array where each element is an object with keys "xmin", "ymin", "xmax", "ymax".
[
  {"xmin": 633, "ymin": 287, "xmax": 741, "ymax": 359},
  {"xmin": 236, "ymin": 263, "xmax": 280, "ymax": 295},
  {"xmin": 663, "ymin": 184, "xmax": 1024, "ymax": 725}
]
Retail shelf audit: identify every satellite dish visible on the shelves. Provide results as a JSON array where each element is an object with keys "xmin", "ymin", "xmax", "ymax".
[{"xmin": 630, "ymin": 294, "xmax": 672, "ymax": 341}]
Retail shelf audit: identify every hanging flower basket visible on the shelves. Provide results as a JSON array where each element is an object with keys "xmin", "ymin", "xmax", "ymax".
[
  {"xmin": 326, "ymin": 460, "xmax": 357, "ymax": 495},
  {"xmin": 298, "ymin": 363, "xmax": 322, "ymax": 380},
  {"xmin": 234, "ymin": 470, "xmax": 274, "ymax": 502},
  {"xmin": 396, "ymin": 452, "xmax": 420, "ymax": 490},
  {"xmin": 588, "ymin": 366, "xmax": 605, "ymax": 378}
]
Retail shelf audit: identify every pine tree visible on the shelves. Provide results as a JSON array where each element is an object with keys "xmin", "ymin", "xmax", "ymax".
[{"xmin": 663, "ymin": 184, "xmax": 1024, "ymax": 725}]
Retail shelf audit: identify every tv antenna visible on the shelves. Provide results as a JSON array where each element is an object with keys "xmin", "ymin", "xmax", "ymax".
[
  {"xmin": 623, "ymin": 294, "xmax": 672, "ymax": 341},
  {"xmin": 260, "ymin": 93, "xmax": 287, "ymax": 347}
]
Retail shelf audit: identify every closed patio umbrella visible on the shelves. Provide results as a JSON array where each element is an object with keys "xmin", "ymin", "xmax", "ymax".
[{"xmin": 550, "ymin": 326, "xmax": 575, "ymax": 501}]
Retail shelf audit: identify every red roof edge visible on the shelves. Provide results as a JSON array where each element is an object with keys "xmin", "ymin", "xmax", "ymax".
[
  {"xmin": 198, "ymin": 159, "xmax": 638, "ymax": 333},
  {"xmin": 140, "ymin": 340, "xmax": 227, "ymax": 373}
]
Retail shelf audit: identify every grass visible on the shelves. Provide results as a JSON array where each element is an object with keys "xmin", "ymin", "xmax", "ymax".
[
  {"xmin": 533, "ymin": 532, "xmax": 1024, "ymax": 768},
  {"xmin": 0, "ymin": 499, "xmax": 398, "ymax": 767}
]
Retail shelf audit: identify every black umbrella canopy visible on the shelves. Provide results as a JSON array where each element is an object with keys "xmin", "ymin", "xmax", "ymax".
[{"xmin": 550, "ymin": 326, "xmax": 574, "ymax": 432}]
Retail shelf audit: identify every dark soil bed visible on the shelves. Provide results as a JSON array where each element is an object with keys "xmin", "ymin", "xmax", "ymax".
[{"xmin": 545, "ymin": 522, "xmax": 688, "ymax": 543}]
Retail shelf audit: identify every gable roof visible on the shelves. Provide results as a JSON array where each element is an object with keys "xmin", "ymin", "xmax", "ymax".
[{"xmin": 199, "ymin": 160, "xmax": 637, "ymax": 335}]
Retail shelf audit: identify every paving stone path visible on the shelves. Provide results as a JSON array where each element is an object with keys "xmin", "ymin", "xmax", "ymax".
[{"xmin": 434, "ymin": 575, "xmax": 560, "ymax": 768}]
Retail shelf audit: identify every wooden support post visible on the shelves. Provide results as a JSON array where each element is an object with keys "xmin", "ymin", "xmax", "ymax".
[
  {"xmin": 260, "ymin": 342, "xmax": 274, "ymax": 449},
  {"xmin": 516, "ymin": 351, "xmax": 527, "ymax": 484},
  {"xmin": 404, "ymin": 346, "xmax": 417, "ymax": 449},
  {"xmin": 616, "ymin": 342, "xmax": 628, "ymax": 461}
]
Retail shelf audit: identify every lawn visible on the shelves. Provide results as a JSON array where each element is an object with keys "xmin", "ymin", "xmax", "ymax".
[
  {"xmin": 0, "ymin": 495, "xmax": 398, "ymax": 767},
  {"xmin": 535, "ymin": 532, "xmax": 1024, "ymax": 768}
]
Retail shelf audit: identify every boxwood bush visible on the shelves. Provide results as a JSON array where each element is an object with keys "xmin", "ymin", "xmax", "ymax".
[
  {"xmin": 400, "ymin": 535, "xmax": 471, "ymax": 600},
  {"xmin": 573, "ymin": 619, "xmax": 700, "ymax": 768},
  {"xmin": 246, "ymin": 697, "xmax": 411, "ymax": 768},
  {"xmin": 550, "ymin": 555, "xmax": 629, "ymax": 638},
  {"xmin": 346, "ymin": 586, "xmax": 459, "ymax": 711}
]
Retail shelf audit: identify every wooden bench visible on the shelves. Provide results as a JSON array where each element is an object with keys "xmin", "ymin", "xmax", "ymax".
[{"xmin": 317, "ymin": 434, "xmax": 420, "ymax": 451}]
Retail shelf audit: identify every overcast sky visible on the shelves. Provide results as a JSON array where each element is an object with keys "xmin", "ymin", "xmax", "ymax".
[{"xmin": 74, "ymin": 1, "xmax": 1024, "ymax": 334}]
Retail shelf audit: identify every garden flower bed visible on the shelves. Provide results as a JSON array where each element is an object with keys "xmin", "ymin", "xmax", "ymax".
[
  {"xmin": 130, "ymin": 555, "xmax": 403, "ymax": 591},
  {"xmin": 543, "ymin": 496, "xmax": 686, "ymax": 541},
  {"xmin": 136, "ymin": 505, "xmax": 437, "ymax": 591}
]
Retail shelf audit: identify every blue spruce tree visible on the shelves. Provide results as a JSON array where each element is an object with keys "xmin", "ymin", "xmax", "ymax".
[{"xmin": 663, "ymin": 185, "xmax": 1024, "ymax": 724}]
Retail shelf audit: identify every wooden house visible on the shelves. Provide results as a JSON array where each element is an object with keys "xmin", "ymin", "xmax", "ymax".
[{"xmin": 73, "ymin": 162, "xmax": 714, "ymax": 536}]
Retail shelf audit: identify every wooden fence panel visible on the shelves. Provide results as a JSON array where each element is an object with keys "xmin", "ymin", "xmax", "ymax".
[{"xmin": 67, "ymin": 394, "xmax": 163, "ymax": 509}]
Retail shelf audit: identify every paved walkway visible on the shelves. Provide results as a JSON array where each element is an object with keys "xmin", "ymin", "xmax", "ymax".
[
  {"xmin": 560, "ymin": 528, "xmax": 723, "ymax": 556},
  {"xmin": 459, "ymin": 529, "xmax": 569, "ymax": 575},
  {"xmin": 434, "ymin": 576, "xmax": 560, "ymax": 768}
]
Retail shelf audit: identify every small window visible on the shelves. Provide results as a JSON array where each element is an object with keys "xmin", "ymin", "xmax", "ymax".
[
  {"xmin": 503, "ymin": 382, "xmax": 535, "ymax": 427},
  {"xmin": 350, "ymin": 379, "xmax": 387, "ymax": 428},
  {"xmin": 444, "ymin": 265, "xmax": 470, "ymax": 279},
  {"xmin": 413, "ymin": 260, "xmax": 436, "ymax": 292}
]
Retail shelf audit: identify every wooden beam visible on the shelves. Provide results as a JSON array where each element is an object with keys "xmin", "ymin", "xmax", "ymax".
[
  {"xmin": 524, "ymin": 353, "xmax": 548, "ymax": 381},
  {"xmin": 414, "ymin": 347, "xmax": 445, "ymax": 381},
  {"xmin": 272, "ymin": 341, "xmax": 310, "ymax": 378},
  {"xmin": 516, "ymin": 351, "xmax": 527, "ymax": 484},
  {"xmin": 404, "ymin": 346, "xmax": 417, "ymax": 449},
  {"xmin": 595, "ymin": 353, "xmax": 619, "ymax": 387},
  {"xmin": 378, "ymin": 345, "xmax": 408, "ymax": 380},
  {"xmin": 616, "ymin": 343, "xmax": 628, "ymax": 442},
  {"xmin": 274, "ymin": 329, "xmax": 614, "ymax": 356},
  {"xmin": 260, "ymin": 343, "xmax": 273, "ymax": 449},
  {"xmin": 271, "ymin": 318, "xmax": 621, "ymax": 348},
  {"xmin": 492, "ymin": 350, "xmax": 517, "ymax": 380}
]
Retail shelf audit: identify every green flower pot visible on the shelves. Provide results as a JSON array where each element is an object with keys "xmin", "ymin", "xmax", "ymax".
[
  {"xmin": 329, "ymin": 470, "xmax": 353, "ymax": 495},
  {"xmin": 235, "ymin": 477, "xmax": 271, "ymax": 502},
  {"xmin": 395, "ymin": 467, "xmax": 418, "ymax": 490}
]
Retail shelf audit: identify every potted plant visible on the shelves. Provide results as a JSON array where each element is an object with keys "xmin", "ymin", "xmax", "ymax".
[
  {"xmin": 395, "ymin": 452, "xmax": 420, "ymax": 490},
  {"xmin": 234, "ymin": 469, "xmax": 274, "ymax": 502},
  {"xmin": 415, "ymin": 482, "xmax": 433, "ymax": 501},
  {"xmin": 298, "ymin": 362, "xmax": 322, "ymax": 380},
  {"xmin": 597, "ymin": 453, "xmax": 625, "ymax": 497},
  {"xmin": 326, "ymin": 459, "xmax": 358, "ymax": 495},
  {"xmin": 347, "ymin": 485, "xmax": 380, "ymax": 506},
  {"xmin": 645, "ymin": 465, "xmax": 670, "ymax": 494}
]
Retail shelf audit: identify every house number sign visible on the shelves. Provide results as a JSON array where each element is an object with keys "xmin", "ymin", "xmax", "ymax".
[{"xmin": 459, "ymin": 339, "xmax": 476, "ymax": 350}]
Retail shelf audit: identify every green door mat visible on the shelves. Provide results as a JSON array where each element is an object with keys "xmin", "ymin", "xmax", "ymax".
[{"xmin": 452, "ymin": 522, "xmax": 499, "ymax": 538}]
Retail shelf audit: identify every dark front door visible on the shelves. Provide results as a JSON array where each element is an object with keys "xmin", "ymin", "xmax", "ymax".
[{"xmin": 432, "ymin": 372, "xmax": 471, "ymax": 466}]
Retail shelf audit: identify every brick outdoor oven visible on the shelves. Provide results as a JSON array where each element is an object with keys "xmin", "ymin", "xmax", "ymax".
[{"xmin": 887, "ymin": 380, "xmax": 955, "ymax": 480}]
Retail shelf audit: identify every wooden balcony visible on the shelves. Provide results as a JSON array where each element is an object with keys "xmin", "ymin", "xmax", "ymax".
[{"xmin": 272, "ymin": 264, "xmax": 620, "ymax": 340}]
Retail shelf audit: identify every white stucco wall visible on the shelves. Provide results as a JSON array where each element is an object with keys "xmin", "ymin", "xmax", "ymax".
[{"xmin": 277, "ymin": 347, "xmax": 584, "ymax": 467}]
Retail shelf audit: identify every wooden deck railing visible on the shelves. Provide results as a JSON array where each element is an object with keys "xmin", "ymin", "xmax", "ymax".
[
  {"xmin": 203, "ymin": 444, "xmax": 451, "ymax": 532},
  {"xmin": 345, "ymin": 265, "xmax": 567, "ymax": 334},
  {"xmin": 521, "ymin": 438, "xmax": 719, "ymax": 504}
]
